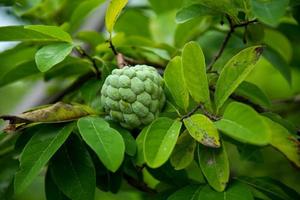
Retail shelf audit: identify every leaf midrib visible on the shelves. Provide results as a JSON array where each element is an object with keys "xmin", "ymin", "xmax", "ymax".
[
  {"xmin": 17, "ymin": 125, "xmax": 71, "ymax": 192},
  {"xmin": 91, "ymin": 121, "xmax": 113, "ymax": 168}
]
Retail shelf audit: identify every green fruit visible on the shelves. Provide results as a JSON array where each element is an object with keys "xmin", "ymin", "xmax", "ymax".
[{"xmin": 101, "ymin": 65, "xmax": 165, "ymax": 129}]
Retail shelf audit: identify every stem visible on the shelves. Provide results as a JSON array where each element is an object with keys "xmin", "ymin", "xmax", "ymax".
[
  {"xmin": 180, "ymin": 104, "xmax": 202, "ymax": 121},
  {"xmin": 207, "ymin": 16, "xmax": 258, "ymax": 71},
  {"xmin": 180, "ymin": 104, "xmax": 220, "ymax": 121},
  {"xmin": 76, "ymin": 46, "xmax": 100, "ymax": 78},
  {"xmin": 109, "ymin": 39, "xmax": 118, "ymax": 56}
]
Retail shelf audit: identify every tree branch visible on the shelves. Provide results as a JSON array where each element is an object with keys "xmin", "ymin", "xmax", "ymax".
[
  {"xmin": 75, "ymin": 46, "xmax": 100, "ymax": 78},
  {"xmin": 207, "ymin": 16, "xmax": 258, "ymax": 71},
  {"xmin": 180, "ymin": 104, "xmax": 220, "ymax": 121}
]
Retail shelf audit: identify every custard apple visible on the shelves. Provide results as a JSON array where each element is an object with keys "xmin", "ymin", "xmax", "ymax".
[{"xmin": 101, "ymin": 65, "xmax": 165, "ymax": 129}]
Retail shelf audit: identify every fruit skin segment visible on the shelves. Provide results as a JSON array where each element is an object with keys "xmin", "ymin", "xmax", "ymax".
[{"xmin": 101, "ymin": 65, "xmax": 165, "ymax": 129}]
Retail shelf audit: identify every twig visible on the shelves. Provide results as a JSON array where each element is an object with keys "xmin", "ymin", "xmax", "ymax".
[
  {"xmin": 123, "ymin": 174, "xmax": 157, "ymax": 194},
  {"xmin": 233, "ymin": 19, "xmax": 258, "ymax": 28},
  {"xmin": 108, "ymin": 39, "xmax": 165, "ymax": 69},
  {"xmin": 180, "ymin": 104, "xmax": 220, "ymax": 121},
  {"xmin": 108, "ymin": 39, "xmax": 128, "ymax": 68},
  {"xmin": 272, "ymin": 95, "xmax": 300, "ymax": 104},
  {"xmin": 180, "ymin": 104, "xmax": 202, "ymax": 121},
  {"xmin": 207, "ymin": 16, "xmax": 258, "ymax": 71},
  {"xmin": 230, "ymin": 93, "xmax": 265, "ymax": 113},
  {"xmin": 109, "ymin": 39, "xmax": 118, "ymax": 56},
  {"xmin": 76, "ymin": 46, "xmax": 100, "ymax": 78}
]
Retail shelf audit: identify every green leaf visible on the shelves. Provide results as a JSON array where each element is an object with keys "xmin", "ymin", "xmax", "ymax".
[
  {"xmin": 146, "ymin": 162, "xmax": 190, "ymax": 187},
  {"xmin": 214, "ymin": 46, "xmax": 263, "ymax": 111},
  {"xmin": 105, "ymin": 0, "xmax": 128, "ymax": 34},
  {"xmin": 0, "ymin": 60, "xmax": 40, "ymax": 88},
  {"xmin": 183, "ymin": 114, "xmax": 220, "ymax": 148},
  {"xmin": 235, "ymin": 177, "xmax": 295, "ymax": 200},
  {"xmin": 199, "ymin": 182, "xmax": 254, "ymax": 200},
  {"xmin": 164, "ymin": 56, "xmax": 189, "ymax": 111},
  {"xmin": 235, "ymin": 81, "xmax": 271, "ymax": 108},
  {"xmin": 263, "ymin": 48, "xmax": 291, "ymax": 84},
  {"xmin": 135, "ymin": 126, "xmax": 149, "ymax": 166},
  {"xmin": 50, "ymin": 134, "xmax": 96, "ymax": 200},
  {"xmin": 250, "ymin": 0, "xmax": 289, "ymax": 26},
  {"xmin": 167, "ymin": 184, "xmax": 202, "ymax": 200},
  {"xmin": 237, "ymin": 144, "xmax": 264, "ymax": 163},
  {"xmin": 182, "ymin": 41, "xmax": 211, "ymax": 109},
  {"xmin": 0, "ymin": 154, "xmax": 19, "ymax": 199},
  {"xmin": 14, "ymin": 123, "xmax": 74, "ymax": 194},
  {"xmin": 144, "ymin": 118, "xmax": 182, "ymax": 168},
  {"xmin": 197, "ymin": 142, "xmax": 229, "ymax": 192},
  {"xmin": 214, "ymin": 102, "xmax": 270, "ymax": 145},
  {"xmin": 170, "ymin": 130, "xmax": 196, "ymax": 170},
  {"xmin": 262, "ymin": 112, "xmax": 297, "ymax": 134},
  {"xmin": 0, "ymin": 26, "xmax": 68, "ymax": 42},
  {"xmin": 35, "ymin": 43, "xmax": 74, "ymax": 72},
  {"xmin": 25, "ymin": 25, "xmax": 72, "ymax": 43},
  {"xmin": 263, "ymin": 117, "xmax": 300, "ymax": 167},
  {"xmin": 0, "ymin": 45, "xmax": 37, "ymax": 77},
  {"xmin": 79, "ymin": 79, "xmax": 102, "ymax": 107},
  {"xmin": 45, "ymin": 57, "xmax": 92, "ymax": 81},
  {"xmin": 77, "ymin": 116, "xmax": 125, "ymax": 172},
  {"xmin": 69, "ymin": 0, "xmax": 106, "ymax": 32},
  {"xmin": 176, "ymin": 4, "xmax": 211, "ymax": 23},
  {"xmin": 263, "ymin": 29, "xmax": 292, "ymax": 62},
  {"xmin": 45, "ymin": 170, "xmax": 70, "ymax": 200},
  {"xmin": 111, "ymin": 125, "xmax": 137, "ymax": 156}
]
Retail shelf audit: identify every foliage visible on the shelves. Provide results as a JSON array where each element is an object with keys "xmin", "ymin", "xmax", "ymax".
[{"xmin": 0, "ymin": 0, "xmax": 300, "ymax": 199}]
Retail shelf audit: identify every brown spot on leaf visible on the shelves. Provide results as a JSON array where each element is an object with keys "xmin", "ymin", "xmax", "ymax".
[
  {"xmin": 207, "ymin": 158, "xmax": 215, "ymax": 166},
  {"xmin": 254, "ymin": 46, "xmax": 264, "ymax": 58}
]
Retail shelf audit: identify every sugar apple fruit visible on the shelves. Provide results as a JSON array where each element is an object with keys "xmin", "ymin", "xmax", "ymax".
[{"xmin": 101, "ymin": 65, "xmax": 165, "ymax": 129}]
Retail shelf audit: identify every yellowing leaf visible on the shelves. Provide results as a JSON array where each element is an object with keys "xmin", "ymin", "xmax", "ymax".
[
  {"xmin": 183, "ymin": 114, "xmax": 220, "ymax": 148},
  {"xmin": 264, "ymin": 117, "xmax": 300, "ymax": 167},
  {"xmin": 197, "ymin": 142, "xmax": 229, "ymax": 192},
  {"xmin": 105, "ymin": 0, "xmax": 128, "ymax": 34},
  {"xmin": 1, "ymin": 102, "xmax": 95, "ymax": 132}
]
